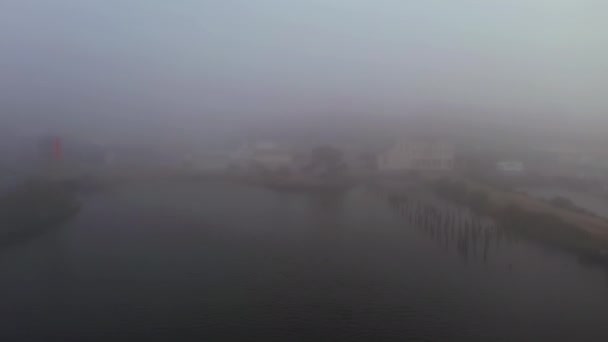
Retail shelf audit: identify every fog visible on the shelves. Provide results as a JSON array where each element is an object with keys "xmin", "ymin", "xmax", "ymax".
[
  {"xmin": 3, "ymin": 2, "xmax": 608, "ymax": 340},
  {"xmin": 1, "ymin": 0, "xmax": 607, "ymax": 145}
]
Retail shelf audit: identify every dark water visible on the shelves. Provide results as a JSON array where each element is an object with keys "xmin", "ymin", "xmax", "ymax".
[{"xmin": 1, "ymin": 182, "xmax": 607, "ymax": 341}]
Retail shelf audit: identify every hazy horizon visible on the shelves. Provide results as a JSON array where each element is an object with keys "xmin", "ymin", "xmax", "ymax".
[{"xmin": 2, "ymin": 0, "xmax": 607, "ymax": 142}]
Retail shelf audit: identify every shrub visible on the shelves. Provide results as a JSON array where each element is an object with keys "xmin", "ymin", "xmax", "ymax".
[
  {"xmin": 498, "ymin": 205, "xmax": 600, "ymax": 251},
  {"xmin": 548, "ymin": 196, "xmax": 590, "ymax": 215},
  {"xmin": 468, "ymin": 189, "xmax": 492, "ymax": 214},
  {"xmin": 432, "ymin": 178, "xmax": 469, "ymax": 203}
]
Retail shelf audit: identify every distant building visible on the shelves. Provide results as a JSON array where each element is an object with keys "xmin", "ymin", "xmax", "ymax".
[
  {"xmin": 37, "ymin": 136, "xmax": 63, "ymax": 162},
  {"xmin": 231, "ymin": 142, "xmax": 294, "ymax": 172},
  {"xmin": 496, "ymin": 161, "xmax": 525, "ymax": 175},
  {"xmin": 378, "ymin": 141, "xmax": 454, "ymax": 173},
  {"xmin": 532, "ymin": 145, "xmax": 608, "ymax": 183},
  {"xmin": 179, "ymin": 151, "xmax": 231, "ymax": 172},
  {"xmin": 343, "ymin": 151, "xmax": 377, "ymax": 175}
]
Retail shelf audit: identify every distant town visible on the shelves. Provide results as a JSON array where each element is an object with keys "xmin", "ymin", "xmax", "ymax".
[{"xmin": 3, "ymin": 129, "xmax": 607, "ymax": 198}]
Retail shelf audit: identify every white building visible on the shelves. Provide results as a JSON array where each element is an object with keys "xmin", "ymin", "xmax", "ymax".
[
  {"xmin": 378, "ymin": 141, "xmax": 454, "ymax": 172},
  {"xmin": 231, "ymin": 142, "xmax": 293, "ymax": 171},
  {"xmin": 496, "ymin": 161, "xmax": 525, "ymax": 175}
]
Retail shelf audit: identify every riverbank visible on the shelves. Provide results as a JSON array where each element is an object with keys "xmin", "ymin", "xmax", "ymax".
[
  {"xmin": 0, "ymin": 180, "xmax": 81, "ymax": 248},
  {"xmin": 428, "ymin": 177, "xmax": 608, "ymax": 264},
  {"xmin": 224, "ymin": 171, "xmax": 355, "ymax": 193}
]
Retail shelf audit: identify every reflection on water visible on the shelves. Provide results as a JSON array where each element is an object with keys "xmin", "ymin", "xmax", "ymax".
[{"xmin": 375, "ymin": 187, "xmax": 519, "ymax": 264}]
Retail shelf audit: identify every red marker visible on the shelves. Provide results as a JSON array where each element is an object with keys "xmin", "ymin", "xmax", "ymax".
[{"xmin": 53, "ymin": 136, "xmax": 63, "ymax": 161}]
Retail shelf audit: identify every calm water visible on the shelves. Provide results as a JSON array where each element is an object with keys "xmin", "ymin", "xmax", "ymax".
[{"xmin": 1, "ymin": 182, "xmax": 608, "ymax": 341}]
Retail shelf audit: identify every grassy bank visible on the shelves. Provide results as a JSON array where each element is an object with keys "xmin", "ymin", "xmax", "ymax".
[
  {"xmin": 430, "ymin": 178, "xmax": 608, "ymax": 263},
  {"xmin": 0, "ymin": 180, "xmax": 81, "ymax": 245}
]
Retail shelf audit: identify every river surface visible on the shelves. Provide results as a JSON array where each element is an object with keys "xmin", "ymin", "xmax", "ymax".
[{"xmin": 1, "ymin": 182, "xmax": 608, "ymax": 341}]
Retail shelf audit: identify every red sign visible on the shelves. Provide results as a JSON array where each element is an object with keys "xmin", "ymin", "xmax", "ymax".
[{"xmin": 52, "ymin": 136, "xmax": 63, "ymax": 161}]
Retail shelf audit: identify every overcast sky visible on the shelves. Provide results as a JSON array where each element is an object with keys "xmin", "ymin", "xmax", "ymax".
[{"xmin": 1, "ymin": 0, "xmax": 606, "ymax": 141}]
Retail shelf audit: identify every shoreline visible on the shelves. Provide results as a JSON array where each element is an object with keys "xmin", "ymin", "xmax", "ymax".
[
  {"xmin": 373, "ymin": 177, "xmax": 608, "ymax": 266},
  {"xmin": 0, "ymin": 180, "xmax": 81, "ymax": 250}
]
